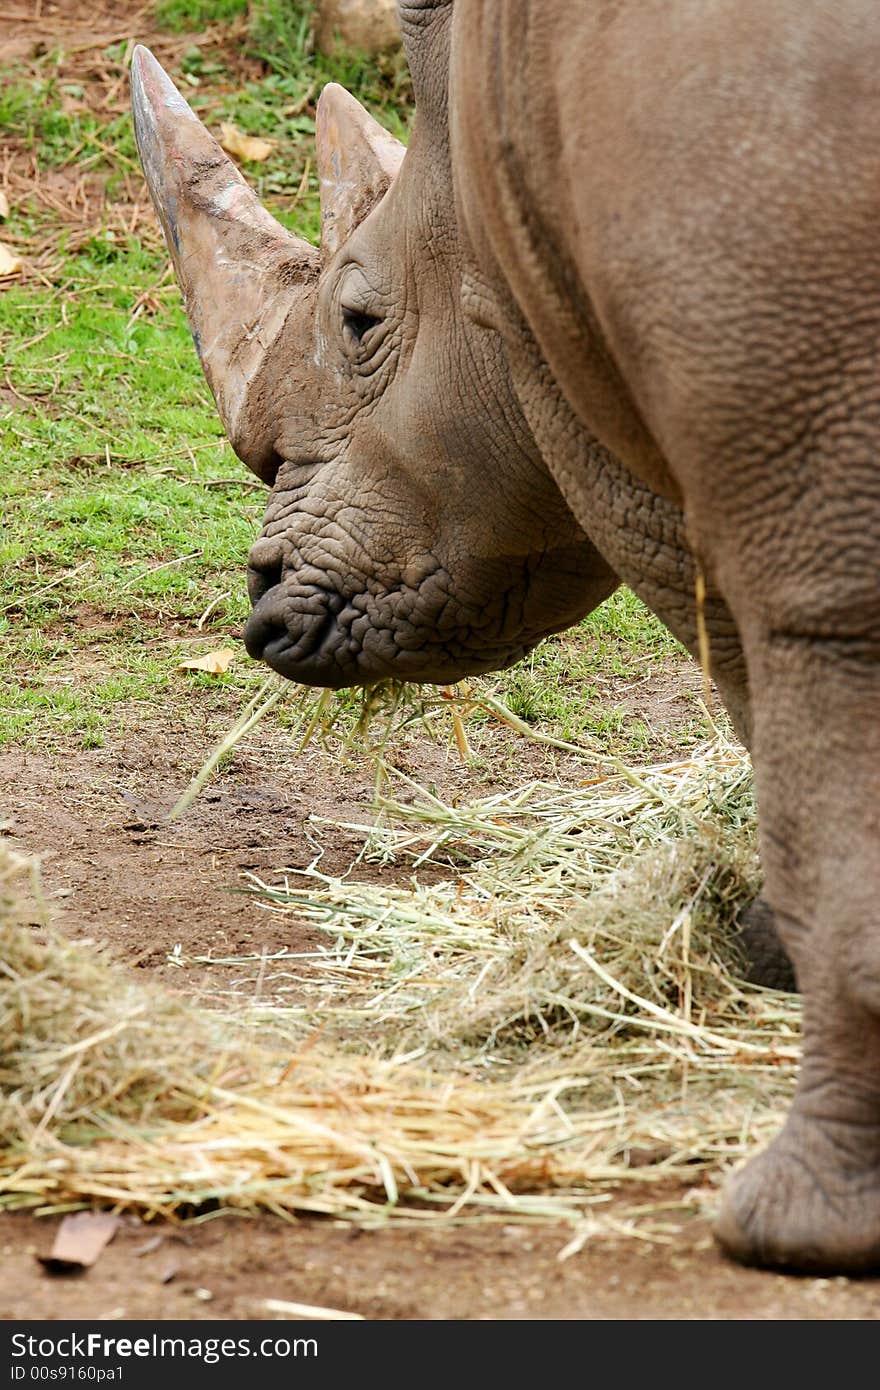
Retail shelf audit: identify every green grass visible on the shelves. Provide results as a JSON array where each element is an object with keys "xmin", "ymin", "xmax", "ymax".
[
  {"xmin": 0, "ymin": 73, "xmax": 140, "ymax": 186},
  {"xmin": 489, "ymin": 591, "xmax": 695, "ymax": 755},
  {"xmin": 0, "ymin": 2, "xmax": 701, "ymax": 757},
  {"xmin": 2, "ymin": 242, "xmax": 253, "ymax": 606},
  {"xmin": 0, "ymin": 216, "xmax": 265, "ymax": 745},
  {"xmin": 154, "ymin": 0, "xmax": 250, "ymax": 29}
]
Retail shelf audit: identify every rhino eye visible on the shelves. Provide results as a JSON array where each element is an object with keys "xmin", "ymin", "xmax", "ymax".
[{"xmin": 342, "ymin": 307, "xmax": 381, "ymax": 346}]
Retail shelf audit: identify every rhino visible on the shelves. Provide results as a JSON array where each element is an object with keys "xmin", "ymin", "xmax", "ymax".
[{"xmin": 131, "ymin": 0, "xmax": 880, "ymax": 1274}]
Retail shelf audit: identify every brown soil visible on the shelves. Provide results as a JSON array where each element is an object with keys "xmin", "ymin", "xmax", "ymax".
[
  {"xmin": 4, "ymin": 0, "xmax": 880, "ymax": 1324},
  {"xmin": 3, "ymin": 1203, "xmax": 880, "ymax": 1321}
]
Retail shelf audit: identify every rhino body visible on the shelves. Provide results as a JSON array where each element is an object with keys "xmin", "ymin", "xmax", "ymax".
[{"xmin": 132, "ymin": 0, "xmax": 880, "ymax": 1273}]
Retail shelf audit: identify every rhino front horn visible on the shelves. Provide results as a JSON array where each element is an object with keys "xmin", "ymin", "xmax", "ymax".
[{"xmin": 131, "ymin": 45, "xmax": 318, "ymax": 477}]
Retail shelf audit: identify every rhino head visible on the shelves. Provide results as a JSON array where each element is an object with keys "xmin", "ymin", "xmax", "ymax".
[{"xmin": 131, "ymin": 19, "xmax": 616, "ymax": 689}]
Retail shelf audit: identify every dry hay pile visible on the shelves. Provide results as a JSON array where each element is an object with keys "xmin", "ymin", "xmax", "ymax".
[{"xmin": 0, "ymin": 731, "xmax": 801, "ymax": 1238}]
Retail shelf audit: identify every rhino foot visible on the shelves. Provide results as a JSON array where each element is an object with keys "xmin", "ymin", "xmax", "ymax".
[
  {"xmin": 735, "ymin": 898, "xmax": 797, "ymax": 993},
  {"xmin": 715, "ymin": 1118, "xmax": 880, "ymax": 1274}
]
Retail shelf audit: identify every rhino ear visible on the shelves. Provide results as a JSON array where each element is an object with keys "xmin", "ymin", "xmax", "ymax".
[{"xmin": 316, "ymin": 83, "xmax": 405, "ymax": 258}]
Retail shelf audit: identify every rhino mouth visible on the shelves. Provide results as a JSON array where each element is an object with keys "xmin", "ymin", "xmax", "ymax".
[
  {"xmin": 253, "ymin": 612, "xmax": 339, "ymax": 669},
  {"xmin": 244, "ymin": 587, "xmax": 346, "ymax": 684},
  {"xmin": 242, "ymin": 579, "xmax": 530, "ymax": 690}
]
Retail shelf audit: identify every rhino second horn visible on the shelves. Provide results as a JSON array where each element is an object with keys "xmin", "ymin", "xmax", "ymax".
[
  {"xmin": 316, "ymin": 82, "xmax": 405, "ymax": 258},
  {"xmin": 130, "ymin": 45, "xmax": 318, "ymax": 475}
]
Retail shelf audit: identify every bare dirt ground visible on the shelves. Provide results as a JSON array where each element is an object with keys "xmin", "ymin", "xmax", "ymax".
[
  {"xmin": 4, "ymin": 1202, "xmax": 880, "ymax": 1321},
  {"xmin": 3, "ymin": 0, "xmax": 880, "ymax": 1322}
]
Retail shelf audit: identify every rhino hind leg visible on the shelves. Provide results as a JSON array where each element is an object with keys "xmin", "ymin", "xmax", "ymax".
[{"xmin": 734, "ymin": 897, "xmax": 797, "ymax": 993}]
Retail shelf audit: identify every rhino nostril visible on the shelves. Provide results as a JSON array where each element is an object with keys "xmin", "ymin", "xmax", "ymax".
[
  {"xmin": 247, "ymin": 542, "xmax": 284, "ymax": 606},
  {"xmin": 243, "ymin": 606, "xmax": 288, "ymax": 661}
]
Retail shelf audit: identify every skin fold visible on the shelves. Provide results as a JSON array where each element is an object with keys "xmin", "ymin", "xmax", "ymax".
[{"xmin": 133, "ymin": 0, "xmax": 880, "ymax": 1271}]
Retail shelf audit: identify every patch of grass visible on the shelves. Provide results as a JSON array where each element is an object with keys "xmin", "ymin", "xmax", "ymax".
[
  {"xmin": 154, "ymin": 0, "xmax": 250, "ymax": 30},
  {"xmin": 0, "ymin": 75, "xmax": 140, "ymax": 172},
  {"xmin": 584, "ymin": 586, "xmax": 682, "ymax": 653},
  {"xmin": 488, "ymin": 591, "xmax": 701, "ymax": 754},
  {"xmin": 2, "ymin": 245, "xmax": 253, "ymax": 597},
  {"xmin": 0, "ymin": 217, "xmax": 269, "ymax": 746},
  {"xmin": 250, "ymin": 0, "xmax": 413, "ymax": 120},
  {"xmin": 0, "ymin": 638, "xmax": 255, "ymax": 750}
]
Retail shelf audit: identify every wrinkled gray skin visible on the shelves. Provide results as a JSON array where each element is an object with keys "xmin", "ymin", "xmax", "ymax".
[{"xmin": 132, "ymin": 0, "xmax": 880, "ymax": 1273}]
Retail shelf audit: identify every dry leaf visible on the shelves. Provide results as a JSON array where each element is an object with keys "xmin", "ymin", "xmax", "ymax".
[
  {"xmin": 38, "ymin": 1212, "xmax": 120, "ymax": 1275},
  {"xmin": 177, "ymin": 647, "xmax": 236, "ymax": 675},
  {"xmin": 0, "ymin": 241, "xmax": 22, "ymax": 278},
  {"xmin": 219, "ymin": 121, "xmax": 276, "ymax": 163},
  {"xmin": 0, "ymin": 191, "xmax": 9, "ymax": 221}
]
